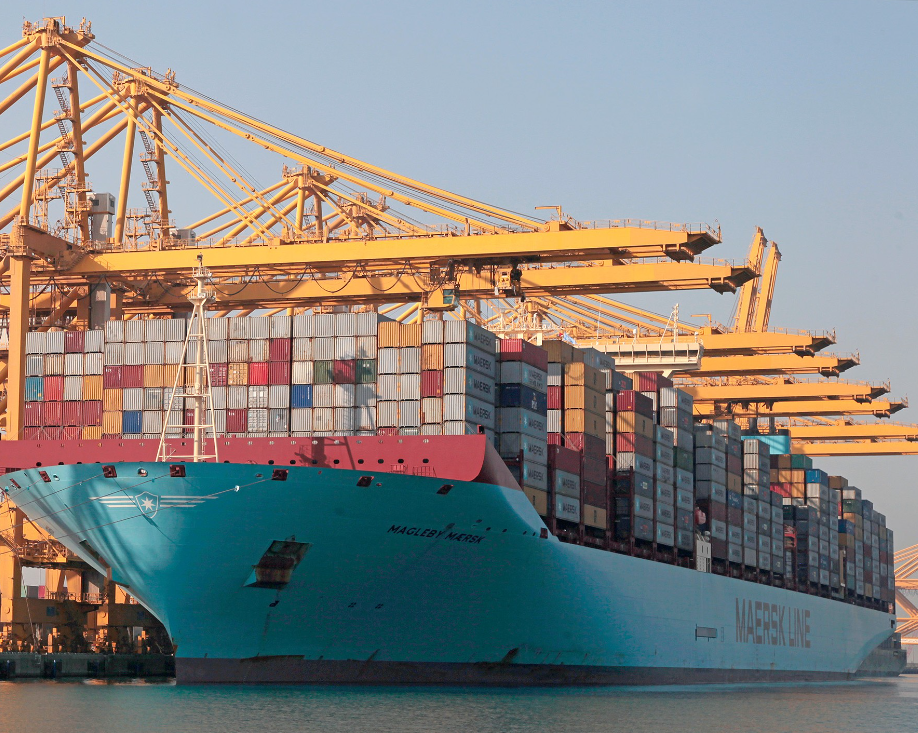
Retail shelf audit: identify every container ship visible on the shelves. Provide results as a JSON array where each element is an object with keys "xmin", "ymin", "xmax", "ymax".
[{"xmin": 0, "ymin": 306, "xmax": 904, "ymax": 684}]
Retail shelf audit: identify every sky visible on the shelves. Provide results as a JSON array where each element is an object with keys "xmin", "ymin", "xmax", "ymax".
[{"xmin": 1, "ymin": 1, "xmax": 917, "ymax": 542}]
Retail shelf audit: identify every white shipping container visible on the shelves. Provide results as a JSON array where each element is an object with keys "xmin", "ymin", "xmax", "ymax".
[
  {"xmin": 292, "ymin": 338, "xmax": 313, "ymax": 361},
  {"xmin": 211, "ymin": 386, "xmax": 226, "ymax": 410},
  {"xmin": 142, "ymin": 410, "xmax": 163, "ymax": 434},
  {"xmin": 443, "ymin": 343, "xmax": 496, "ymax": 379},
  {"xmin": 124, "ymin": 342, "xmax": 145, "ymax": 366},
  {"xmin": 313, "ymin": 384, "xmax": 335, "ymax": 408},
  {"xmin": 165, "ymin": 318, "xmax": 185, "ymax": 342},
  {"xmin": 248, "ymin": 408, "xmax": 269, "ymax": 432},
  {"xmin": 547, "ymin": 362, "xmax": 562, "ymax": 386},
  {"xmin": 422, "ymin": 319, "xmax": 444, "ymax": 344},
  {"xmin": 443, "ymin": 394, "xmax": 495, "ymax": 429},
  {"xmin": 334, "ymin": 407, "xmax": 355, "ymax": 433},
  {"xmin": 142, "ymin": 387, "xmax": 163, "ymax": 411},
  {"xmin": 497, "ymin": 407, "xmax": 546, "ymax": 438},
  {"xmin": 248, "ymin": 385, "xmax": 269, "ymax": 409},
  {"xmin": 245, "ymin": 316, "xmax": 270, "ymax": 340},
  {"xmin": 63, "ymin": 375, "xmax": 83, "ymax": 401},
  {"xmin": 83, "ymin": 329, "xmax": 104, "ymax": 352},
  {"xmin": 46, "ymin": 331, "xmax": 65, "ymax": 353},
  {"xmin": 335, "ymin": 336, "xmax": 356, "ymax": 360},
  {"xmin": 547, "ymin": 409, "xmax": 561, "ymax": 433},
  {"xmin": 356, "ymin": 336, "xmax": 377, "ymax": 359},
  {"xmin": 105, "ymin": 319, "xmax": 124, "ymax": 342},
  {"xmin": 398, "ymin": 400, "xmax": 421, "ymax": 428},
  {"xmin": 420, "ymin": 423, "xmax": 443, "ymax": 435},
  {"xmin": 26, "ymin": 332, "xmax": 47, "ymax": 354},
  {"xmin": 291, "ymin": 407, "xmax": 313, "ymax": 432},
  {"xmin": 145, "ymin": 319, "xmax": 166, "ymax": 341},
  {"xmin": 206, "ymin": 317, "xmax": 229, "ymax": 341},
  {"xmin": 269, "ymin": 385, "xmax": 290, "ymax": 409},
  {"xmin": 443, "ymin": 367, "xmax": 496, "ymax": 404},
  {"xmin": 270, "ymin": 315, "xmax": 292, "ymax": 338},
  {"xmin": 269, "ymin": 408, "xmax": 289, "ymax": 433},
  {"xmin": 335, "ymin": 312, "xmax": 356, "ymax": 337},
  {"xmin": 308, "ymin": 408, "xmax": 332, "ymax": 432},
  {"xmin": 497, "ymin": 362, "xmax": 547, "ymax": 394},
  {"xmin": 44, "ymin": 353, "xmax": 63, "ymax": 376},
  {"xmin": 356, "ymin": 383, "xmax": 378, "ymax": 407},
  {"xmin": 292, "ymin": 361, "xmax": 313, "ymax": 385},
  {"xmin": 356, "ymin": 312, "xmax": 380, "ymax": 336},
  {"xmin": 249, "ymin": 339, "xmax": 269, "ymax": 362},
  {"xmin": 376, "ymin": 401, "xmax": 399, "ymax": 428},
  {"xmin": 335, "ymin": 384, "xmax": 356, "ymax": 408},
  {"xmin": 442, "ymin": 420, "xmax": 484, "ymax": 436},
  {"xmin": 314, "ymin": 313, "xmax": 336, "ymax": 338},
  {"xmin": 228, "ymin": 316, "xmax": 246, "ymax": 339},
  {"xmin": 314, "ymin": 337, "xmax": 335, "ymax": 361},
  {"xmin": 378, "ymin": 375, "xmax": 400, "ymax": 401},
  {"xmin": 64, "ymin": 352, "xmax": 84, "ymax": 375},
  {"xmin": 421, "ymin": 397, "xmax": 442, "ymax": 424},
  {"xmin": 26, "ymin": 354, "xmax": 43, "ymax": 376},
  {"xmin": 399, "ymin": 347, "xmax": 421, "ymax": 374},
  {"xmin": 166, "ymin": 341, "xmax": 186, "ymax": 364},
  {"xmin": 144, "ymin": 341, "xmax": 165, "ymax": 365},
  {"xmin": 356, "ymin": 406, "xmax": 376, "ymax": 431},
  {"xmin": 399, "ymin": 373, "xmax": 421, "ymax": 400},
  {"xmin": 378, "ymin": 348, "xmax": 399, "ymax": 374},
  {"xmin": 123, "ymin": 387, "xmax": 143, "ymax": 411},
  {"xmin": 124, "ymin": 320, "xmax": 144, "ymax": 343},
  {"xmin": 226, "ymin": 386, "xmax": 248, "ymax": 409},
  {"xmin": 444, "ymin": 320, "xmax": 497, "ymax": 353}
]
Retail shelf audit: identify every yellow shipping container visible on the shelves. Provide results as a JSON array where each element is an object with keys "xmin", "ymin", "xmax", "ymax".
[
  {"xmin": 400, "ymin": 323, "xmax": 421, "ymax": 347},
  {"xmin": 102, "ymin": 410, "xmax": 122, "ymax": 435},
  {"xmin": 791, "ymin": 469, "xmax": 805, "ymax": 484},
  {"xmin": 82, "ymin": 426, "xmax": 102, "ymax": 440},
  {"xmin": 542, "ymin": 339, "xmax": 578, "ymax": 364},
  {"xmin": 378, "ymin": 321, "xmax": 401, "ymax": 348},
  {"xmin": 227, "ymin": 363, "xmax": 248, "ymax": 386},
  {"xmin": 144, "ymin": 364, "xmax": 164, "ymax": 388},
  {"xmin": 562, "ymin": 385, "xmax": 604, "ymax": 417},
  {"xmin": 523, "ymin": 487, "xmax": 548, "ymax": 517},
  {"xmin": 103, "ymin": 388, "xmax": 123, "ymax": 411},
  {"xmin": 562, "ymin": 362, "xmax": 603, "ymax": 389},
  {"xmin": 164, "ymin": 364, "xmax": 184, "ymax": 387},
  {"xmin": 583, "ymin": 504, "xmax": 607, "ymax": 530},
  {"xmin": 616, "ymin": 411, "xmax": 654, "ymax": 439},
  {"xmin": 726, "ymin": 473, "xmax": 741, "ymax": 493},
  {"xmin": 421, "ymin": 344, "xmax": 443, "ymax": 371},
  {"xmin": 82, "ymin": 375, "xmax": 103, "ymax": 401},
  {"xmin": 563, "ymin": 408, "xmax": 604, "ymax": 438}
]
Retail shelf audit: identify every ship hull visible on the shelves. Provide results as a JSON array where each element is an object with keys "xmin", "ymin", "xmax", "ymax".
[{"xmin": 4, "ymin": 460, "xmax": 900, "ymax": 685}]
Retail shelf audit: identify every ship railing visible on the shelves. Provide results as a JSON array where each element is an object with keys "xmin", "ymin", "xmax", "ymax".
[{"xmin": 44, "ymin": 591, "xmax": 106, "ymax": 604}]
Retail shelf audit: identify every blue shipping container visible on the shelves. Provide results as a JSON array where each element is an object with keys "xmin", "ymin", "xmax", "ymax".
[
  {"xmin": 122, "ymin": 410, "xmax": 142, "ymax": 434},
  {"xmin": 805, "ymin": 468, "xmax": 829, "ymax": 486},
  {"xmin": 498, "ymin": 384, "xmax": 547, "ymax": 415},
  {"xmin": 291, "ymin": 384, "xmax": 313, "ymax": 409},
  {"xmin": 726, "ymin": 490, "xmax": 743, "ymax": 509},
  {"xmin": 25, "ymin": 377, "xmax": 43, "ymax": 402}
]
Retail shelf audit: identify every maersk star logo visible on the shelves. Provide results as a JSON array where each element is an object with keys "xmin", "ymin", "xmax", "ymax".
[{"xmin": 135, "ymin": 492, "xmax": 160, "ymax": 518}]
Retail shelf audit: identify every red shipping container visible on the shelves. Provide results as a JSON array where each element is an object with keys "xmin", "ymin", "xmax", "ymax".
[
  {"xmin": 63, "ymin": 426, "xmax": 82, "ymax": 440},
  {"xmin": 498, "ymin": 338, "xmax": 549, "ymax": 371},
  {"xmin": 697, "ymin": 498, "xmax": 727, "ymax": 523},
  {"xmin": 269, "ymin": 361, "xmax": 291, "ymax": 385},
  {"xmin": 226, "ymin": 408, "xmax": 248, "ymax": 433},
  {"xmin": 43, "ymin": 376, "xmax": 64, "ymax": 401},
  {"xmin": 583, "ymin": 480, "xmax": 607, "ymax": 507},
  {"xmin": 547, "ymin": 385, "xmax": 562, "ymax": 410},
  {"xmin": 209, "ymin": 362, "xmax": 228, "ymax": 387},
  {"xmin": 63, "ymin": 401, "xmax": 83, "ymax": 426},
  {"xmin": 42, "ymin": 401, "xmax": 62, "ymax": 426},
  {"xmin": 771, "ymin": 482, "xmax": 792, "ymax": 498},
  {"xmin": 83, "ymin": 400, "xmax": 103, "ymax": 426},
  {"xmin": 24, "ymin": 402, "xmax": 42, "ymax": 427},
  {"xmin": 634, "ymin": 371, "xmax": 673, "ymax": 392},
  {"xmin": 248, "ymin": 362, "xmax": 268, "ymax": 386},
  {"xmin": 727, "ymin": 506, "xmax": 742, "ymax": 525},
  {"xmin": 421, "ymin": 370, "xmax": 443, "ymax": 397},
  {"xmin": 710, "ymin": 538, "xmax": 727, "ymax": 560},
  {"xmin": 615, "ymin": 390, "xmax": 654, "ymax": 417},
  {"xmin": 269, "ymin": 338, "xmax": 292, "ymax": 363},
  {"xmin": 616, "ymin": 432, "xmax": 654, "ymax": 458},
  {"xmin": 548, "ymin": 445, "xmax": 581, "ymax": 473},
  {"xmin": 583, "ymin": 457, "xmax": 606, "ymax": 485},
  {"xmin": 333, "ymin": 360, "xmax": 356, "ymax": 384},
  {"xmin": 41, "ymin": 427, "xmax": 63, "ymax": 440},
  {"xmin": 547, "ymin": 433, "xmax": 563, "ymax": 446},
  {"xmin": 727, "ymin": 455, "xmax": 742, "ymax": 474},
  {"xmin": 122, "ymin": 365, "xmax": 144, "ymax": 388},
  {"xmin": 103, "ymin": 365, "xmax": 123, "ymax": 389},
  {"xmin": 565, "ymin": 432, "xmax": 605, "ymax": 458},
  {"xmin": 64, "ymin": 330, "xmax": 85, "ymax": 353},
  {"xmin": 23, "ymin": 427, "xmax": 41, "ymax": 440}
]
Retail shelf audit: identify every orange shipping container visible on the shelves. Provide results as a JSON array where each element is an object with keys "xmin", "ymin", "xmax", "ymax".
[
  {"xmin": 564, "ymin": 408, "xmax": 604, "ymax": 438},
  {"xmin": 421, "ymin": 344, "xmax": 444, "ymax": 371},
  {"xmin": 82, "ymin": 375, "xmax": 103, "ymax": 401},
  {"xmin": 400, "ymin": 323, "xmax": 421, "ymax": 347},
  {"xmin": 103, "ymin": 388, "xmax": 123, "ymax": 411},
  {"xmin": 791, "ymin": 469, "xmax": 805, "ymax": 485},
  {"xmin": 616, "ymin": 411, "xmax": 654, "ymax": 439},
  {"xmin": 542, "ymin": 339, "xmax": 578, "ymax": 364},
  {"xmin": 562, "ymin": 362, "xmax": 603, "ymax": 389},
  {"xmin": 164, "ymin": 364, "xmax": 184, "ymax": 388},
  {"xmin": 563, "ymin": 385, "xmax": 604, "ymax": 417},
  {"xmin": 378, "ymin": 322, "xmax": 401, "ymax": 348},
  {"xmin": 102, "ymin": 410, "xmax": 122, "ymax": 434},
  {"xmin": 227, "ymin": 363, "xmax": 248, "ymax": 386},
  {"xmin": 726, "ymin": 473, "xmax": 741, "ymax": 493},
  {"xmin": 82, "ymin": 426, "xmax": 102, "ymax": 440},
  {"xmin": 144, "ymin": 364, "xmax": 164, "ymax": 388}
]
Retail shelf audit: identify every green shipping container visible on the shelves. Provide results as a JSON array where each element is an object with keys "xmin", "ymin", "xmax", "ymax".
[
  {"xmin": 790, "ymin": 454, "xmax": 813, "ymax": 470},
  {"xmin": 314, "ymin": 360, "xmax": 334, "ymax": 385},
  {"xmin": 356, "ymin": 359, "xmax": 378, "ymax": 384},
  {"xmin": 675, "ymin": 447, "xmax": 694, "ymax": 472}
]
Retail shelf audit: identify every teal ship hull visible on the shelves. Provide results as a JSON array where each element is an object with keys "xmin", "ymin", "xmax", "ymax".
[{"xmin": 3, "ymin": 456, "xmax": 901, "ymax": 684}]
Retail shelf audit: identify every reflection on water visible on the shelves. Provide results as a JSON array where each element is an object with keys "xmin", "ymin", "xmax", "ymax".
[{"xmin": 0, "ymin": 675, "xmax": 916, "ymax": 733}]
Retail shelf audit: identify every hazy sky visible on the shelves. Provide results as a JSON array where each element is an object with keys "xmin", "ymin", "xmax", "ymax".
[{"xmin": 1, "ymin": 2, "xmax": 917, "ymax": 542}]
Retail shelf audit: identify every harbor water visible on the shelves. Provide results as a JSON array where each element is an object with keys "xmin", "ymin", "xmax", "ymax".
[{"xmin": 0, "ymin": 676, "xmax": 916, "ymax": 733}]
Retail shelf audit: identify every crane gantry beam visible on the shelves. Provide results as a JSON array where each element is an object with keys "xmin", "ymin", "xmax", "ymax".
[
  {"xmin": 688, "ymin": 353, "xmax": 860, "ymax": 377},
  {"xmin": 683, "ymin": 379, "xmax": 890, "ymax": 404},
  {"xmin": 693, "ymin": 398, "xmax": 906, "ymax": 419},
  {"xmin": 784, "ymin": 420, "xmax": 918, "ymax": 441},
  {"xmin": 794, "ymin": 441, "xmax": 918, "ymax": 457}
]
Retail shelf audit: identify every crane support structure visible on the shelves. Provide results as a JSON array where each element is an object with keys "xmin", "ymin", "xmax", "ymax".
[
  {"xmin": 683, "ymin": 380, "xmax": 890, "ymax": 404},
  {"xmin": 693, "ymin": 398, "xmax": 906, "ymax": 419},
  {"xmin": 689, "ymin": 353, "xmax": 860, "ymax": 377}
]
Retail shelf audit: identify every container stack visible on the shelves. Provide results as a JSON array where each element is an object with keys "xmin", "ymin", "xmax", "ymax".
[
  {"xmin": 839, "ymin": 482, "xmax": 891, "ymax": 604},
  {"xmin": 442, "ymin": 321, "xmax": 497, "ymax": 437},
  {"xmin": 612, "ymin": 388, "xmax": 657, "ymax": 548},
  {"xmin": 740, "ymin": 436, "xmax": 786, "ymax": 577},
  {"xmin": 496, "ymin": 338, "xmax": 549, "ymax": 512},
  {"xmin": 659, "ymin": 385, "xmax": 695, "ymax": 554},
  {"xmin": 695, "ymin": 425, "xmax": 729, "ymax": 564}
]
